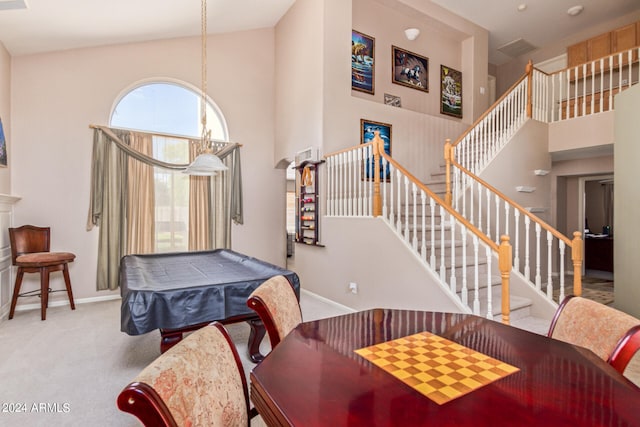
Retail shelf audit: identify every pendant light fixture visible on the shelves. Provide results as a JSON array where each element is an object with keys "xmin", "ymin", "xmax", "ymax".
[{"xmin": 183, "ymin": 0, "xmax": 228, "ymax": 176}]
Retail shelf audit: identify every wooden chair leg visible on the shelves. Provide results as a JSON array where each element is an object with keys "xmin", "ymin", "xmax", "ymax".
[
  {"xmin": 63, "ymin": 263, "xmax": 75, "ymax": 310},
  {"xmin": 8, "ymin": 269, "xmax": 24, "ymax": 320},
  {"xmin": 41, "ymin": 267, "xmax": 49, "ymax": 321}
]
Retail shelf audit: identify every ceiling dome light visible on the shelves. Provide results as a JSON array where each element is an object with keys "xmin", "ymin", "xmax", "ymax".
[
  {"xmin": 404, "ymin": 28, "xmax": 420, "ymax": 41},
  {"xmin": 517, "ymin": 4, "xmax": 527, "ymax": 12},
  {"xmin": 567, "ymin": 5, "xmax": 584, "ymax": 16}
]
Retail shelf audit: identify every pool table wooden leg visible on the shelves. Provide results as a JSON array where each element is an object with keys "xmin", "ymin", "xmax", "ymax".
[
  {"xmin": 160, "ymin": 329, "xmax": 184, "ymax": 353},
  {"xmin": 247, "ymin": 318, "xmax": 266, "ymax": 363}
]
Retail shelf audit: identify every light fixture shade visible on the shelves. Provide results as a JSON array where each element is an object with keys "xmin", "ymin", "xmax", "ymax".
[
  {"xmin": 404, "ymin": 28, "xmax": 420, "ymax": 41},
  {"xmin": 183, "ymin": 152, "xmax": 228, "ymax": 176}
]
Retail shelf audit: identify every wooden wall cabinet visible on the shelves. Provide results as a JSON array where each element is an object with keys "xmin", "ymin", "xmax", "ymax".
[
  {"xmin": 612, "ymin": 23, "xmax": 639, "ymax": 65},
  {"xmin": 567, "ymin": 41, "xmax": 588, "ymax": 68},
  {"xmin": 295, "ymin": 160, "xmax": 324, "ymax": 247},
  {"xmin": 567, "ymin": 20, "xmax": 640, "ymax": 71}
]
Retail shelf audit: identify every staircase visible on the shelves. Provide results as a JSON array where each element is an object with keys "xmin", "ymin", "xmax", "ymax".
[{"xmin": 323, "ymin": 47, "xmax": 639, "ymax": 326}]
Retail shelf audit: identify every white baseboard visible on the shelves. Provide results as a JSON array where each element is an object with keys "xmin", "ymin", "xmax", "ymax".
[
  {"xmin": 3, "ymin": 294, "xmax": 121, "ymax": 318},
  {"xmin": 301, "ymin": 288, "xmax": 356, "ymax": 313}
]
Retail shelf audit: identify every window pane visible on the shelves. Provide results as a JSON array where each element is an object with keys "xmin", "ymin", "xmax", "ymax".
[{"xmin": 110, "ymin": 81, "xmax": 227, "ymax": 252}]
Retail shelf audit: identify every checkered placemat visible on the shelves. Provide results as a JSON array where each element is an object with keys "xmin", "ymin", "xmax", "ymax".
[{"xmin": 355, "ymin": 331, "xmax": 519, "ymax": 405}]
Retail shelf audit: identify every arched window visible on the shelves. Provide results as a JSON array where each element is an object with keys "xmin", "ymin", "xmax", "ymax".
[{"xmin": 110, "ymin": 81, "xmax": 228, "ymax": 252}]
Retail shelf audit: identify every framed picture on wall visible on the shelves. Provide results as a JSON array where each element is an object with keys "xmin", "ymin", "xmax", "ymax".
[
  {"xmin": 440, "ymin": 65, "xmax": 463, "ymax": 118},
  {"xmin": 0, "ymin": 118, "xmax": 7, "ymax": 167},
  {"xmin": 392, "ymin": 46, "xmax": 428, "ymax": 92},
  {"xmin": 360, "ymin": 119, "xmax": 391, "ymax": 181},
  {"xmin": 352, "ymin": 30, "xmax": 375, "ymax": 94}
]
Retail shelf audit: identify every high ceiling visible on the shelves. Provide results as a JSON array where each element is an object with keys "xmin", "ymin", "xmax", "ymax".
[
  {"xmin": 430, "ymin": 0, "xmax": 640, "ymax": 64},
  {"xmin": 0, "ymin": 0, "xmax": 296, "ymax": 56},
  {"xmin": 0, "ymin": 0, "xmax": 638, "ymax": 63}
]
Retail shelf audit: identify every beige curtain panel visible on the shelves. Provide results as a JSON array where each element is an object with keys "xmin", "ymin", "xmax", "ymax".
[{"xmin": 86, "ymin": 125, "xmax": 243, "ymax": 291}]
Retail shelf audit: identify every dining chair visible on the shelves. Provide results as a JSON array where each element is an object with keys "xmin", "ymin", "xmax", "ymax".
[
  {"xmin": 8, "ymin": 225, "xmax": 76, "ymax": 320},
  {"xmin": 117, "ymin": 321, "xmax": 258, "ymax": 427},
  {"xmin": 247, "ymin": 275, "xmax": 302, "ymax": 349},
  {"xmin": 548, "ymin": 295, "xmax": 640, "ymax": 374}
]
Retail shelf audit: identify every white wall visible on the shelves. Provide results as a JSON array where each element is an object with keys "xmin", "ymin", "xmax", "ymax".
[
  {"xmin": 274, "ymin": 0, "xmax": 324, "ymax": 164},
  {"xmin": 0, "ymin": 42, "xmax": 10, "ymax": 194},
  {"xmin": 614, "ymin": 84, "xmax": 640, "ymax": 317},
  {"xmin": 10, "ymin": 29, "xmax": 286, "ymax": 305},
  {"xmin": 480, "ymin": 120, "xmax": 552, "ymax": 222},
  {"xmin": 549, "ymin": 112, "xmax": 615, "ymax": 153},
  {"xmin": 292, "ymin": 217, "xmax": 463, "ymax": 312}
]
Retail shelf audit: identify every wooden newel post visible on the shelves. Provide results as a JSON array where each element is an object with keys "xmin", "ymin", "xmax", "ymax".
[
  {"xmin": 526, "ymin": 59, "xmax": 533, "ymax": 118},
  {"xmin": 372, "ymin": 132, "xmax": 382, "ymax": 217},
  {"xmin": 571, "ymin": 231, "xmax": 583, "ymax": 297},
  {"xmin": 444, "ymin": 139, "xmax": 452, "ymax": 206},
  {"xmin": 499, "ymin": 235, "xmax": 512, "ymax": 325}
]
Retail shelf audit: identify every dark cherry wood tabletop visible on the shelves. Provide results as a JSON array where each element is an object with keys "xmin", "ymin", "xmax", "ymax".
[{"xmin": 250, "ymin": 308, "xmax": 640, "ymax": 427}]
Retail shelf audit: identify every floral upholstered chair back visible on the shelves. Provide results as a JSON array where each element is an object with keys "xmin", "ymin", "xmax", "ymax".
[
  {"xmin": 117, "ymin": 322, "xmax": 251, "ymax": 427},
  {"xmin": 548, "ymin": 296, "xmax": 640, "ymax": 372},
  {"xmin": 248, "ymin": 275, "xmax": 302, "ymax": 348}
]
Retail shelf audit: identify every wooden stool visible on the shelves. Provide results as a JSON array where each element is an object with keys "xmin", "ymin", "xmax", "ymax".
[{"xmin": 8, "ymin": 225, "xmax": 76, "ymax": 320}]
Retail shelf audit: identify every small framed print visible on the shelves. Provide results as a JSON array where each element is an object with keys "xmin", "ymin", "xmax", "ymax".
[
  {"xmin": 440, "ymin": 65, "xmax": 462, "ymax": 118},
  {"xmin": 352, "ymin": 30, "xmax": 375, "ymax": 94},
  {"xmin": 384, "ymin": 93, "xmax": 402, "ymax": 107},
  {"xmin": 392, "ymin": 46, "xmax": 428, "ymax": 92}
]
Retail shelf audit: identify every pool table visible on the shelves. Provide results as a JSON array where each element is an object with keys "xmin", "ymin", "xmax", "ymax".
[{"xmin": 119, "ymin": 249, "xmax": 300, "ymax": 362}]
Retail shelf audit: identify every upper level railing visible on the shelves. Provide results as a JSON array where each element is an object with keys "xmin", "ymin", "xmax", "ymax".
[
  {"xmin": 532, "ymin": 47, "xmax": 640, "ymax": 123},
  {"xmin": 326, "ymin": 136, "xmax": 514, "ymax": 324}
]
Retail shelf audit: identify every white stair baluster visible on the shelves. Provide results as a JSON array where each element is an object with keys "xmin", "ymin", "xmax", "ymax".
[
  {"xmin": 524, "ymin": 216, "xmax": 531, "ymax": 281},
  {"xmin": 535, "ymin": 223, "xmax": 542, "ymax": 290},
  {"xmin": 546, "ymin": 231, "xmax": 553, "ymax": 299},
  {"xmin": 485, "ymin": 245, "xmax": 493, "ymax": 319},
  {"xmin": 559, "ymin": 241, "xmax": 566, "ymax": 303},
  {"xmin": 412, "ymin": 183, "xmax": 418, "ymax": 250},
  {"xmin": 439, "ymin": 206, "xmax": 446, "ymax": 282},
  {"xmin": 473, "ymin": 235, "xmax": 480, "ymax": 315}
]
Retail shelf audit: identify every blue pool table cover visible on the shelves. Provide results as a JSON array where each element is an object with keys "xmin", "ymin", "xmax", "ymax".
[{"xmin": 119, "ymin": 249, "xmax": 300, "ymax": 335}]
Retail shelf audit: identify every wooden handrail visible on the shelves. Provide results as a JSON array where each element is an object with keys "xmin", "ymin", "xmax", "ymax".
[
  {"xmin": 450, "ymin": 157, "xmax": 573, "ymax": 246},
  {"xmin": 323, "ymin": 141, "xmax": 374, "ymax": 158},
  {"xmin": 378, "ymin": 146, "xmax": 499, "ymax": 253}
]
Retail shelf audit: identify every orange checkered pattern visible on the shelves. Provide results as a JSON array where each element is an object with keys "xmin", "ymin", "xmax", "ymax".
[{"xmin": 355, "ymin": 331, "xmax": 519, "ymax": 405}]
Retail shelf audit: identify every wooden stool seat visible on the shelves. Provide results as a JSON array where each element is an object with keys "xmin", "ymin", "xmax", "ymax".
[
  {"xmin": 8, "ymin": 225, "xmax": 76, "ymax": 321},
  {"xmin": 15, "ymin": 252, "xmax": 76, "ymax": 267}
]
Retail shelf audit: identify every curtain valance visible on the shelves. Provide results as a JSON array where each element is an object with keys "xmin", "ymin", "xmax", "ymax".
[{"xmin": 87, "ymin": 125, "xmax": 243, "ymax": 290}]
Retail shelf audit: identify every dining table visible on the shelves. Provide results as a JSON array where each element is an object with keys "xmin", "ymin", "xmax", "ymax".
[{"xmin": 249, "ymin": 308, "xmax": 640, "ymax": 426}]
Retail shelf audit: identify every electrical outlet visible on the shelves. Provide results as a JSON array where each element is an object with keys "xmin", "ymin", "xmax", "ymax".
[{"xmin": 349, "ymin": 282, "xmax": 358, "ymax": 294}]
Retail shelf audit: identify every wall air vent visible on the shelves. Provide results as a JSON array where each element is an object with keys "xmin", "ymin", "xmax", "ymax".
[
  {"xmin": 295, "ymin": 147, "xmax": 319, "ymax": 165},
  {"xmin": 497, "ymin": 38, "xmax": 537, "ymax": 58},
  {"xmin": 0, "ymin": 0, "xmax": 27, "ymax": 11}
]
